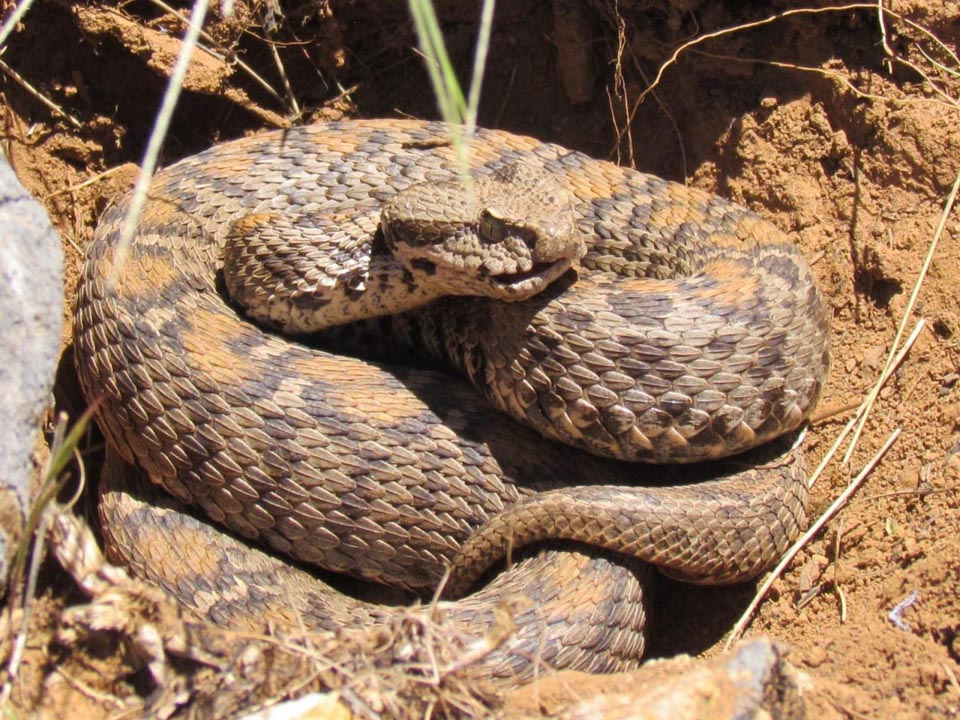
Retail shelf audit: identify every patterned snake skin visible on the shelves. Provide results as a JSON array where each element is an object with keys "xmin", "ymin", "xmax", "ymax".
[{"xmin": 74, "ymin": 119, "xmax": 830, "ymax": 679}]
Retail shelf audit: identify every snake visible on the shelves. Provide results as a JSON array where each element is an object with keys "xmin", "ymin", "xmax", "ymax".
[{"xmin": 73, "ymin": 118, "xmax": 830, "ymax": 681}]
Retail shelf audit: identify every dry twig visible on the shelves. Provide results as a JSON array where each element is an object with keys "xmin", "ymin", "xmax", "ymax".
[
  {"xmin": 843, "ymin": 168, "xmax": 960, "ymax": 464},
  {"xmin": 807, "ymin": 318, "xmax": 924, "ymax": 490},
  {"xmin": 0, "ymin": 57, "xmax": 82, "ymax": 128},
  {"xmin": 618, "ymin": 2, "xmax": 960, "ymax": 146},
  {"xmin": 725, "ymin": 428, "xmax": 901, "ymax": 648},
  {"xmin": 146, "ymin": 0, "xmax": 286, "ymax": 106},
  {"xmin": 42, "ymin": 165, "xmax": 131, "ymax": 200}
]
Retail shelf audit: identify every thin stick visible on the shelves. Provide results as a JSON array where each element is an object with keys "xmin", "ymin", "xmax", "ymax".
[
  {"xmin": 835, "ymin": 584, "xmax": 848, "ymax": 623},
  {"xmin": 863, "ymin": 486, "xmax": 957, "ymax": 502},
  {"xmin": 724, "ymin": 428, "xmax": 901, "ymax": 649},
  {"xmin": 51, "ymin": 666, "xmax": 125, "ymax": 709},
  {"xmin": 809, "ymin": 400, "xmax": 860, "ymax": 424},
  {"xmin": 618, "ymin": 3, "xmax": 879, "ymax": 144},
  {"xmin": 876, "ymin": 0, "xmax": 894, "ymax": 68},
  {"xmin": 917, "ymin": 45, "xmax": 960, "ymax": 79},
  {"xmin": 626, "ymin": 33, "xmax": 688, "ymax": 179},
  {"xmin": 0, "ymin": 57, "xmax": 82, "ymax": 128},
  {"xmin": 688, "ymin": 51, "xmax": 957, "ymax": 113},
  {"xmin": 43, "ymin": 165, "xmax": 129, "ymax": 200},
  {"xmin": 843, "ymin": 168, "xmax": 960, "ymax": 464},
  {"xmin": 617, "ymin": 3, "xmax": 957, "ymax": 145},
  {"xmin": 807, "ymin": 318, "xmax": 924, "ymax": 490},
  {"xmin": 108, "ymin": 0, "xmax": 209, "ymax": 285},
  {"xmin": 874, "ymin": 1, "xmax": 960, "ymax": 108},
  {"xmin": 146, "ymin": 0, "xmax": 285, "ymax": 105},
  {"xmin": 911, "ymin": 29, "xmax": 960, "ymax": 71},
  {"xmin": 267, "ymin": 38, "xmax": 300, "ymax": 117},
  {"xmin": 943, "ymin": 661, "xmax": 960, "ymax": 698}
]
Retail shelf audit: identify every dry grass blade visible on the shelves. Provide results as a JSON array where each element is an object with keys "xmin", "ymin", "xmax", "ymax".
[
  {"xmin": 720, "ymin": 313, "xmax": 925, "ymax": 650},
  {"xmin": 267, "ymin": 38, "xmax": 300, "ymax": 117},
  {"xmin": 1, "ymin": 407, "xmax": 93, "ymax": 706},
  {"xmin": 808, "ymin": 318, "xmax": 925, "ymax": 490},
  {"xmin": 876, "ymin": 1, "xmax": 960, "ymax": 108},
  {"xmin": 408, "ymin": 0, "xmax": 497, "ymax": 181},
  {"xmin": 842, "ymin": 168, "xmax": 960, "ymax": 464},
  {"xmin": 0, "ymin": 0, "xmax": 35, "ymax": 48},
  {"xmin": 725, "ymin": 428, "xmax": 902, "ymax": 649},
  {"xmin": 42, "ymin": 165, "xmax": 129, "ymax": 200}
]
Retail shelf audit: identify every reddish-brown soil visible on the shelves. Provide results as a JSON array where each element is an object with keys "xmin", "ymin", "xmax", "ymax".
[{"xmin": 1, "ymin": 1, "xmax": 958, "ymax": 717}]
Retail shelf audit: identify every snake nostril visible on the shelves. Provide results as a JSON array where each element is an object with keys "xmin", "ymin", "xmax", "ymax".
[
  {"xmin": 409, "ymin": 258, "xmax": 438, "ymax": 276},
  {"xmin": 479, "ymin": 207, "xmax": 506, "ymax": 245}
]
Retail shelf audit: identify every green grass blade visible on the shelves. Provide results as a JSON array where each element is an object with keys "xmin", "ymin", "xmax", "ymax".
[{"xmin": 408, "ymin": 0, "xmax": 497, "ymax": 177}]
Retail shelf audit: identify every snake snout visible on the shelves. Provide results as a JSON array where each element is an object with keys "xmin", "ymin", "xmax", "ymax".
[
  {"xmin": 486, "ymin": 257, "xmax": 576, "ymax": 300},
  {"xmin": 381, "ymin": 161, "xmax": 585, "ymax": 302}
]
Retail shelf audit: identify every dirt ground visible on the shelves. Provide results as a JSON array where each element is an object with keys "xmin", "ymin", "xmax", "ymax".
[{"xmin": 1, "ymin": 0, "xmax": 959, "ymax": 717}]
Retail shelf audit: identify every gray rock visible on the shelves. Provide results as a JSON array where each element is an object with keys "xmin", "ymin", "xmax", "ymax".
[{"xmin": 0, "ymin": 152, "xmax": 63, "ymax": 592}]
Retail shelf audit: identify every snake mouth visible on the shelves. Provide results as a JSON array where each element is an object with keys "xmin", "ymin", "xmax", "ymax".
[{"xmin": 491, "ymin": 258, "xmax": 574, "ymax": 298}]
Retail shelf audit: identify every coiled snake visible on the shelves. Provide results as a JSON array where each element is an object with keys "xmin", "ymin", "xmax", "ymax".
[{"xmin": 74, "ymin": 119, "xmax": 830, "ymax": 680}]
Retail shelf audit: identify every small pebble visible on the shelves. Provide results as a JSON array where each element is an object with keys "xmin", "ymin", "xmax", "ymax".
[
  {"xmin": 804, "ymin": 644, "xmax": 829, "ymax": 668},
  {"xmin": 862, "ymin": 345, "xmax": 886, "ymax": 372},
  {"xmin": 940, "ymin": 373, "xmax": 958, "ymax": 396},
  {"xmin": 945, "ymin": 452, "xmax": 960, "ymax": 479}
]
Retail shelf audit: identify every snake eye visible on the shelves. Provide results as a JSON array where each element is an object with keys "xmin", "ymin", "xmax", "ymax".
[{"xmin": 479, "ymin": 207, "xmax": 507, "ymax": 244}]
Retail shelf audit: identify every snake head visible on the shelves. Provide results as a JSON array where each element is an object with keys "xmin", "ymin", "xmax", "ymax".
[{"xmin": 382, "ymin": 162, "xmax": 585, "ymax": 301}]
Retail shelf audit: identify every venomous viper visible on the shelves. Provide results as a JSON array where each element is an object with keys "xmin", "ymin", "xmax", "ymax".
[{"xmin": 74, "ymin": 119, "xmax": 830, "ymax": 681}]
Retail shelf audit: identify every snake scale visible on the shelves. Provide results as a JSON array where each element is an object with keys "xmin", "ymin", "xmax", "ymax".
[{"xmin": 74, "ymin": 119, "xmax": 830, "ymax": 680}]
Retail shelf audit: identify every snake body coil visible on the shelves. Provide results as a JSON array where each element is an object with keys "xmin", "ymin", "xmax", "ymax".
[{"xmin": 74, "ymin": 119, "xmax": 830, "ymax": 679}]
